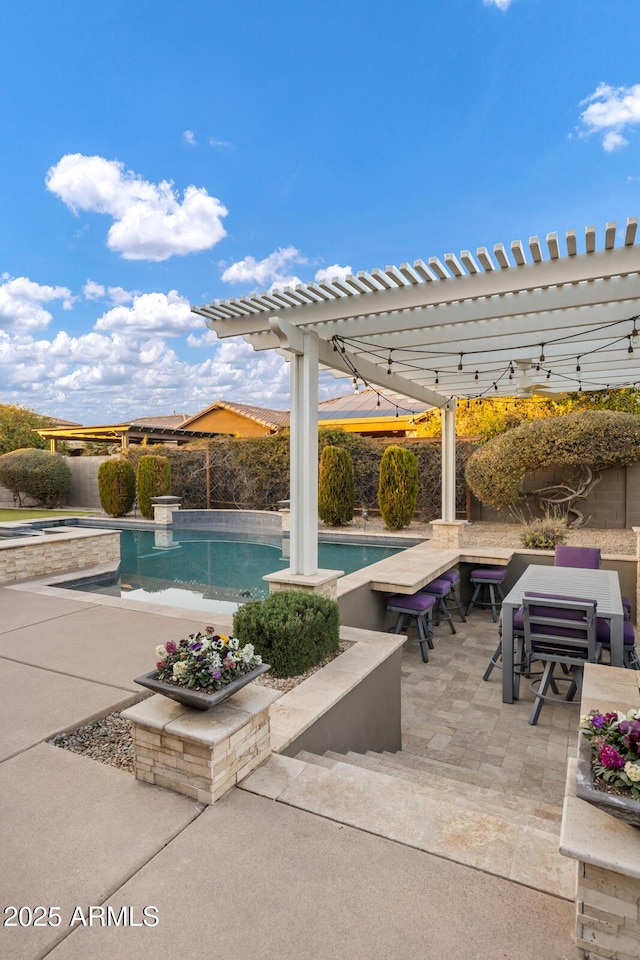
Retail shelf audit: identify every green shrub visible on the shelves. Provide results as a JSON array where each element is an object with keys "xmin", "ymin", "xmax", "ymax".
[
  {"xmin": 318, "ymin": 445, "xmax": 355, "ymax": 525},
  {"xmin": 233, "ymin": 590, "xmax": 340, "ymax": 678},
  {"xmin": 377, "ymin": 445, "xmax": 418, "ymax": 529},
  {"xmin": 0, "ymin": 448, "xmax": 71, "ymax": 507},
  {"xmin": 98, "ymin": 458, "xmax": 136, "ymax": 517},
  {"xmin": 519, "ymin": 517, "xmax": 568, "ymax": 549},
  {"xmin": 136, "ymin": 455, "xmax": 171, "ymax": 519}
]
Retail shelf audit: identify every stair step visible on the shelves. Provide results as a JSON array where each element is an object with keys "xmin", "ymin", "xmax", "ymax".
[
  {"xmin": 322, "ymin": 749, "xmax": 561, "ymax": 828},
  {"xmin": 296, "ymin": 750, "xmax": 337, "ymax": 769}
]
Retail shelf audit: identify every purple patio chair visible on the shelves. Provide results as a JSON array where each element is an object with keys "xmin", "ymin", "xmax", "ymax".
[
  {"xmin": 466, "ymin": 567, "xmax": 506, "ymax": 622},
  {"xmin": 554, "ymin": 545, "xmax": 601, "ymax": 569},
  {"xmin": 555, "ymin": 544, "xmax": 632, "ymax": 620},
  {"xmin": 522, "ymin": 592, "xmax": 602, "ymax": 725}
]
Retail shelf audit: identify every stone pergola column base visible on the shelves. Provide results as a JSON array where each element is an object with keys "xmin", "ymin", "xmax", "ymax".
[
  {"xmin": 430, "ymin": 520, "xmax": 468, "ymax": 549},
  {"xmin": 151, "ymin": 496, "xmax": 181, "ymax": 524},
  {"xmin": 263, "ymin": 568, "xmax": 344, "ymax": 601},
  {"xmin": 122, "ymin": 685, "xmax": 280, "ymax": 804}
]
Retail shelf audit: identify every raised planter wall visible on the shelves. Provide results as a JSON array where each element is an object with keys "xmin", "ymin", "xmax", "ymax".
[{"xmin": 0, "ymin": 528, "xmax": 120, "ymax": 583}]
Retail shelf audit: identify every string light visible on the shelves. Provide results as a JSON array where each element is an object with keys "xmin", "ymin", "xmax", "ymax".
[
  {"xmin": 539, "ymin": 344, "xmax": 545, "ymax": 363},
  {"xmin": 474, "ymin": 370, "xmax": 479, "ymax": 381},
  {"xmin": 628, "ymin": 337, "xmax": 634, "ymax": 356},
  {"xmin": 576, "ymin": 356, "xmax": 581, "ymax": 373},
  {"xmin": 435, "ymin": 372, "xmax": 439, "ymax": 385},
  {"xmin": 457, "ymin": 353, "xmax": 464, "ymax": 373},
  {"xmin": 387, "ymin": 350, "xmax": 393, "ymax": 375}
]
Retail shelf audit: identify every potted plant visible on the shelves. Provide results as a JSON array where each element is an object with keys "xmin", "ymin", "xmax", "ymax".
[
  {"xmin": 135, "ymin": 626, "xmax": 270, "ymax": 710},
  {"xmin": 577, "ymin": 708, "xmax": 640, "ymax": 827}
]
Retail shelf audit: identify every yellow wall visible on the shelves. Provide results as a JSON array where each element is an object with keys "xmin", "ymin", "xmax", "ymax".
[
  {"xmin": 319, "ymin": 416, "xmax": 417, "ymax": 436},
  {"xmin": 186, "ymin": 408, "xmax": 274, "ymax": 437}
]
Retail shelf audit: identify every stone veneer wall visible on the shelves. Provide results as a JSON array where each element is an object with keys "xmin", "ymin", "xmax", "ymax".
[
  {"xmin": 576, "ymin": 861, "xmax": 640, "ymax": 959},
  {"xmin": 0, "ymin": 530, "xmax": 120, "ymax": 583}
]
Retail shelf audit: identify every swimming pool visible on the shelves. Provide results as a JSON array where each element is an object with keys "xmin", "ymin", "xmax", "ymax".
[{"xmin": 63, "ymin": 527, "xmax": 402, "ymax": 614}]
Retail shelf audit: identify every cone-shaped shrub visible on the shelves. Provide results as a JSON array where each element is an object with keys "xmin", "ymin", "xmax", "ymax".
[
  {"xmin": 0, "ymin": 448, "xmax": 71, "ymax": 507},
  {"xmin": 318, "ymin": 445, "xmax": 355, "ymax": 526},
  {"xmin": 377, "ymin": 445, "xmax": 418, "ymax": 530},
  {"xmin": 233, "ymin": 590, "xmax": 340, "ymax": 678},
  {"xmin": 136, "ymin": 455, "xmax": 171, "ymax": 519},
  {"xmin": 98, "ymin": 458, "xmax": 136, "ymax": 517}
]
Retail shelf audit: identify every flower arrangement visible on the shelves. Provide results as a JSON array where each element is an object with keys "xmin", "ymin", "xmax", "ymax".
[
  {"xmin": 154, "ymin": 626, "xmax": 262, "ymax": 692},
  {"xmin": 580, "ymin": 708, "xmax": 640, "ymax": 800}
]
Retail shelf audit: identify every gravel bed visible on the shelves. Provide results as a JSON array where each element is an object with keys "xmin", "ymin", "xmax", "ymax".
[
  {"xmin": 50, "ymin": 641, "xmax": 355, "ymax": 770},
  {"xmin": 50, "ymin": 714, "xmax": 134, "ymax": 773}
]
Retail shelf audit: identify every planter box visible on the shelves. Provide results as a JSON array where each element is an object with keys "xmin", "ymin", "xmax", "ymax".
[
  {"xmin": 134, "ymin": 663, "xmax": 271, "ymax": 710},
  {"xmin": 576, "ymin": 730, "xmax": 640, "ymax": 829}
]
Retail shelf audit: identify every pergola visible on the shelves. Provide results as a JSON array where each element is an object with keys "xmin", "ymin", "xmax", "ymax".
[{"xmin": 192, "ymin": 217, "xmax": 640, "ymax": 576}]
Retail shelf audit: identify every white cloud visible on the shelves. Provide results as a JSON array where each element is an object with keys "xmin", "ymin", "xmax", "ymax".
[
  {"xmin": 221, "ymin": 246, "xmax": 308, "ymax": 290},
  {"xmin": 484, "ymin": 0, "xmax": 513, "ymax": 9},
  {"xmin": 45, "ymin": 153, "xmax": 228, "ymax": 261},
  {"xmin": 209, "ymin": 137, "xmax": 232, "ymax": 148},
  {"xmin": 314, "ymin": 264, "xmax": 352, "ymax": 284},
  {"xmin": 0, "ymin": 276, "xmax": 74, "ymax": 332},
  {"xmin": 94, "ymin": 290, "xmax": 195, "ymax": 337},
  {"xmin": 83, "ymin": 280, "xmax": 105, "ymax": 301},
  {"xmin": 603, "ymin": 130, "xmax": 628, "ymax": 152},
  {"xmin": 107, "ymin": 286, "xmax": 136, "ymax": 306},
  {"xmin": 579, "ymin": 82, "xmax": 640, "ymax": 150},
  {"xmin": 183, "ymin": 130, "xmax": 197, "ymax": 146}
]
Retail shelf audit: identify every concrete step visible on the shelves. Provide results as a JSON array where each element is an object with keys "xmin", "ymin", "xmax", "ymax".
[
  {"xmin": 322, "ymin": 749, "xmax": 561, "ymax": 830},
  {"xmin": 239, "ymin": 751, "xmax": 574, "ymax": 900}
]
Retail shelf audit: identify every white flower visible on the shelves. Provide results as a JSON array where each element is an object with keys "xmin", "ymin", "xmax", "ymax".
[
  {"xmin": 240, "ymin": 643, "xmax": 255, "ymax": 663},
  {"xmin": 172, "ymin": 662, "xmax": 188, "ymax": 680},
  {"xmin": 200, "ymin": 636, "xmax": 211, "ymax": 650},
  {"xmin": 228, "ymin": 637, "xmax": 239, "ymax": 650},
  {"xmin": 156, "ymin": 645, "xmax": 167, "ymax": 659},
  {"xmin": 208, "ymin": 652, "xmax": 222, "ymax": 670},
  {"xmin": 627, "ymin": 708, "xmax": 640, "ymax": 721},
  {"xmin": 624, "ymin": 761, "xmax": 640, "ymax": 783}
]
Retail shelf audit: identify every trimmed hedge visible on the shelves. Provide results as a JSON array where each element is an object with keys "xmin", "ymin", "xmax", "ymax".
[
  {"xmin": 377, "ymin": 445, "xmax": 419, "ymax": 530},
  {"xmin": 233, "ymin": 590, "xmax": 340, "ymax": 678},
  {"xmin": 123, "ymin": 432, "xmax": 473, "ymax": 521},
  {"xmin": 0, "ymin": 448, "xmax": 71, "ymax": 507},
  {"xmin": 136, "ymin": 455, "xmax": 171, "ymax": 519},
  {"xmin": 98, "ymin": 458, "xmax": 136, "ymax": 517},
  {"xmin": 318, "ymin": 445, "xmax": 355, "ymax": 525}
]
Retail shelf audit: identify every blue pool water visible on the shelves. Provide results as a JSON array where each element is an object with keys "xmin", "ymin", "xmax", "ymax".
[{"xmin": 65, "ymin": 528, "xmax": 401, "ymax": 614}]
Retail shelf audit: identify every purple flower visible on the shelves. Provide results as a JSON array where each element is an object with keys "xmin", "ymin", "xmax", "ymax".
[
  {"xmin": 599, "ymin": 744, "xmax": 625, "ymax": 769},
  {"xmin": 591, "ymin": 714, "xmax": 605, "ymax": 729},
  {"xmin": 189, "ymin": 640, "xmax": 203, "ymax": 652},
  {"xmin": 165, "ymin": 640, "xmax": 177, "ymax": 654},
  {"xmin": 213, "ymin": 670, "xmax": 221, "ymax": 679}
]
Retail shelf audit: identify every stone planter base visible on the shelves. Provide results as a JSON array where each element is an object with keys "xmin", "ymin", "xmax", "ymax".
[{"xmin": 122, "ymin": 684, "xmax": 281, "ymax": 804}]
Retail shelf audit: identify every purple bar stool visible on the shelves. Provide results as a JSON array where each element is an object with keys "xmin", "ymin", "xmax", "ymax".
[
  {"xmin": 433, "ymin": 569, "xmax": 466, "ymax": 622},
  {"xmin": 466, "ymin": 567, "xmax": 506, "ymax": 622},
  {"xmin": 387, "ymin": 592, "xmax": 436, "ymax": 663},
  {"xmin": 419, "ymin": 578, "xmax": 457, "ymax": 634}
]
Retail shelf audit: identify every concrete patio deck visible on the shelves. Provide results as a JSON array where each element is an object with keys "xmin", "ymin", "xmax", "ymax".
[{"xmin": 0, "ymin": 582, "xmax": 581, "ymax": 959}]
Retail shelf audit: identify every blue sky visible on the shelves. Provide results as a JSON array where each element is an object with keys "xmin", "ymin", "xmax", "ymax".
[{"xmin": 1, "ymin": 0, "xmax": 639, "ymax": 423}]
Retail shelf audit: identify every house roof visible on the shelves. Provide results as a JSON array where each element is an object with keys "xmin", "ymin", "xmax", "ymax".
[
  {"xmin": 318, "ymin": 389, "xmax": 430, "ymax": 420},
  {"xmin": 130, "ymin": 414, "xmax": 190, "ymax": 430},
  {"xmin": 182, "ymin": 400, "xmax": 290, "ymax": 431},
  {"xmin": 193, "ymin": 217, "xmax": 640, "ymax": 408}
]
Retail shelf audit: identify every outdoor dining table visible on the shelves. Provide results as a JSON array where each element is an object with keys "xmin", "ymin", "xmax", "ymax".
[{"xmin": 500, "ymin": 563, "xmax": 625, "ymax": 704}]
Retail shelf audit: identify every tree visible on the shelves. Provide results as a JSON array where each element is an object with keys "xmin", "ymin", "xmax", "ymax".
[
  {"xmin": 0, "ymin": 448, "xmax": 72, "ymax": 507},
  {"xmin": 0, "ymin": 404, "xmax": 52, "ymax": 454},
  {"xmin": 136, "ymin": 455, "xmax": 171, "ymax": 519},
  {"xmin": 98, "ymin": 459, "xmax": 136, "ymax": 517},
  {"xmin": 377, "ymin": 445, "xmax": 419, "ymax": 530},
  {"xmin": 465, "ymin": 410, "xmax": 640, "ymax": 525},
  {"xmin": 318, "ymin": 445, "xmax": 355, "ymax": 525}
]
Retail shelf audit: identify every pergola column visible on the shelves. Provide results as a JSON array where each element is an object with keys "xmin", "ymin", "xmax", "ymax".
[
  {"xmin": 441, "ymin": 399, "xmax": 456, "ymax": 522},
  {"xmin": 289, "ymin": 330, "xmax": 319, "ymax": 575},
  {"xmin": 431, "ymin": 399, "xmax": 467, "ymax": 548}
]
